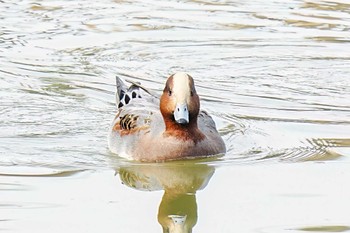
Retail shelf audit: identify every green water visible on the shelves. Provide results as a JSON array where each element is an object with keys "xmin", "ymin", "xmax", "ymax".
[{"xmin": 1, "ymin": 0, "xmax": 350, "ymax": 232}]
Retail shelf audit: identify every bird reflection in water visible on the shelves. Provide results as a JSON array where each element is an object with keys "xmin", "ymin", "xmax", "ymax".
[{"xmin": 117, "ymin": 162, "xmax": 215, "ymax": 233}]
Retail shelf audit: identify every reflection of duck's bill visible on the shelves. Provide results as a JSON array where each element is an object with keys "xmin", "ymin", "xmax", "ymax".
[
  {"xmin": 168, "ymin": 215, "xmax": 187, "ymax": 233},
  {"xmin": 158, "ymin": 193, "xmax": 197, "ymax": 233},
  {"xmin": 169, "ymin": 215, "xmax": 187, "ymax": 225}
]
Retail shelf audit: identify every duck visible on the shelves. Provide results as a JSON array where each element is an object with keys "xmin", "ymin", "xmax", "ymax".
[{"xmin": 108, "ymin": 72, "xmax": 226, "ymax": 162}]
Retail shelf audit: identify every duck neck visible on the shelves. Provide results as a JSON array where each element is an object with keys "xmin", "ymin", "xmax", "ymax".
[{"xmin": 163, "ymin": 117, "xmax": 205, "ymax": 143}]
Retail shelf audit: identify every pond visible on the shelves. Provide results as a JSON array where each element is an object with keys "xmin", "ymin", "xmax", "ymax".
[{"xmin": 1, "ymin": 0, "xmax": 350, "ymax": 232}]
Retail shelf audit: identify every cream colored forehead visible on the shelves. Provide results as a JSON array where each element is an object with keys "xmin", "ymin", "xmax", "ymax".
[{"xmin": 172, "ymin": 72, "xmax": 191, "ymax": 95}]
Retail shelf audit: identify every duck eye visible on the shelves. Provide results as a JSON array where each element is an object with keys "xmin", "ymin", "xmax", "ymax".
[
  {"xmin": 168, "ymin": 90, "xmax": 172, "ymax": 96},
  {"xmin": 190, "ymin": 91, "xmax": 194, "ymax": 96}
]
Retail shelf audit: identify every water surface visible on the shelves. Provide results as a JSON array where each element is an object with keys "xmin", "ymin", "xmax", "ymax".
[{"xmin": 1, "ymin": 0, "xmax": 350, "ymax": 232}]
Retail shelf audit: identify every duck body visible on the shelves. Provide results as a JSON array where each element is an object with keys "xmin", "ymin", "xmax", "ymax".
[{"xmin": 108, "ymin": 72, "xmax": 226, "ymax": 162}]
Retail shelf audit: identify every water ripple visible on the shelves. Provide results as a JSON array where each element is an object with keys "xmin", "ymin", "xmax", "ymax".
[{"xmin": 0, "ymin": 0, "xmax": 350, "ymax": 169}]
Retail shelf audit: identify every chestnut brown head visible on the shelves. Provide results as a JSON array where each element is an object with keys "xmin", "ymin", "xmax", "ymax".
[{"xmin": 160, "ymin": 72, "xmax": 200, "ymax": 128}]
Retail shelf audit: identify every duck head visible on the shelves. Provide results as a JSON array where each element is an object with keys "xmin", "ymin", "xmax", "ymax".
[{"xmin": 160, "ymin": 72, "xmax": 200, "ymax": 129}]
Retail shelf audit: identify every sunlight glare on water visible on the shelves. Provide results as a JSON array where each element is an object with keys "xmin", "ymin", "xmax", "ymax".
[{"xmin": 1, "ymin": 0, "xmax": 350, "ymax": 232}]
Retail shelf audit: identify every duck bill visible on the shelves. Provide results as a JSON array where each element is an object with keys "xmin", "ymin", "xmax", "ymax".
[{"xmin": 174, "ymin": 103, "xmax": 189, "ymax": 124}]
